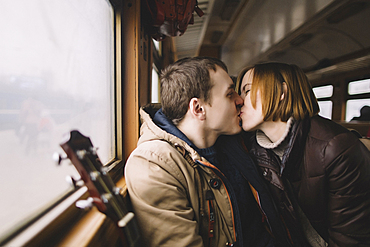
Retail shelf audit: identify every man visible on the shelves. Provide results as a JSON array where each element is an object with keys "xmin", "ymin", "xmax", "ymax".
[{"xmin": 125, "ymin": 57, "xmax": 292, "ymax": 246}]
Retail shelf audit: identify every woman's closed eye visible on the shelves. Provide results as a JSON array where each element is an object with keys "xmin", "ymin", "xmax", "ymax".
[{"xmin": 240, "ymin": 90, "xmax": 249, "ymax": 98}]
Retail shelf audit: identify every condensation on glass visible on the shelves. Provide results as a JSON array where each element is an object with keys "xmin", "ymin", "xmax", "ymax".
[
  {"xmin": 313, "ymin": 85, "xmax": 333, "ymax": 119},
  {"xmin": 0, "ymin": 0, "xmax": 114, "ymax": 236}
]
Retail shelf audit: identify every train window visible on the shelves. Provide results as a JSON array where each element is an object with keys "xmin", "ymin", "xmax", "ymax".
[
  {"xmin": 348, "ymin": 79, "xmax": 370, "ymax": 95},
  {"xmin": 151, "ymin": 66, "xmax": 160, "ymax": 103},
  {"xmin": 313, "ymin": 85, "xmax": 333, "ymax": 119},
  {"xmin": 318, "ymin": 101, "xmax": 333, "ymax": 120},
  {"xmin": 153, "ymin": 39, "xmax": 162, "ymax": 56},
  {"xmin": 346, "ymin": 99, "xmax": 370, "ymax": 121},
  {"xmin": 313, "ymin": 85, "xmax": 333, "ymax": 98},
  {"xmin": 0, "ymin": 0, "xmax": 114, "ymax": 239},
  {"xmin": 151, "ymin": 39, "xmax": 161, "ymax": 103},
  {"xmin": 346, "ymin": 79, "xmax": 370, "ymax": 121},
  {"xmin": 153, "ymin": 40, "xmax": 160, "ymax": 51}
]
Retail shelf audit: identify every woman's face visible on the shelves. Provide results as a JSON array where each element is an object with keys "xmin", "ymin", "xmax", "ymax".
[{"xmin": 239, "ymin": 69, "xmax": 265, "ymax": 132}]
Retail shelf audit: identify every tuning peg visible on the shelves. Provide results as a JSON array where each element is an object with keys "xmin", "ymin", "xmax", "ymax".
[
  {"xmin": 118, "ymin": 212, "xmax": 135, "ymax": 228},
  {"xmin": 89, "ymin": 146, "xmax": 99, "ymax": 155},
  {"xmin": 100, "ymin": 166, "xmax": 109, "ymax": 175},
  {"xmin": 66, "ymin": 175, "xmax": 84, "ymax": 188},
  {"xmin": 89, "ymin": 171, "xmax": 101, "ymax": 181},
  {"xmin": 75, "ymin": 197, "xmax": 94, "ymax": 210},
  {"xmin": 76, "ymin": 150, "xmax": 87, "ymax": 160},
  {"xmin": 113, "ymin": 187, "xmax": 123, "ymax": 195},
  {"xmin": 53, "ymin": 152, "xmax": 67, "ymax": 165}
]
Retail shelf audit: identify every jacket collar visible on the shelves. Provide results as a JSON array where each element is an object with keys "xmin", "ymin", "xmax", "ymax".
[
  {"xmin": 139, "ymin": 104, "xmax": 202, "ymax": 161},
  {"xmin": 282, "ymin": 116, "xmax": 311, "ymax": 179},
  {"xmin": 250, "ymin": 115, "xmax": 311, "ymax": 178},
  {"xmin": 153, "ymin": 108, "xmax": 197, "ymax": 150}
]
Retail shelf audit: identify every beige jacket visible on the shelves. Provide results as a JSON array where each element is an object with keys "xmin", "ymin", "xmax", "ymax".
[{"xmin": 125, "ymin": 105, "xmax": 237, "ymax": 247}]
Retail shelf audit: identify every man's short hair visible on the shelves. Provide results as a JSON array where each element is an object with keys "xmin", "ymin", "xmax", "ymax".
[
  {"xmin": 236, "ymin": 62, "xmax": 319, "ymax": 122},
  {"xmin": 160, "ymin": 56, "xmax": 228, "ymax": 125}
]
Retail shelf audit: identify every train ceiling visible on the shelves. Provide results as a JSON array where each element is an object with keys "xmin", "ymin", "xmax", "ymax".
[{"xmin": 173, "ymin": 0, "xmax": 370, "ymax": 80}]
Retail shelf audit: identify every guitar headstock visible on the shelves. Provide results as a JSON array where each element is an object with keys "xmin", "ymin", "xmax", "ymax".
[
  {"xmin": 60, "ymin": 130, "xmax": 122, "ymax": 216},
  {"xmin": 59, "ymin": 130, "xmax": 141, "ymax": 247}
]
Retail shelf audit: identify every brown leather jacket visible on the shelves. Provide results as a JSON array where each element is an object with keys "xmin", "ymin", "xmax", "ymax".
[{"xmin": 247, "ymin": 115, "xmax": 370, "ymax": 247}]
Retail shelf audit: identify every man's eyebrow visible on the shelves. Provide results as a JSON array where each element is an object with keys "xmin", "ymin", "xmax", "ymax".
[{"xmin": 228, "ymin": 83, "xmax": 235, "ymax": 90}]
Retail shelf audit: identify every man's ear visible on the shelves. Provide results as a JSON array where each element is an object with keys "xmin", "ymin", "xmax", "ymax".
[
  {"xmin": 189, "ymin": 98, "xmax": 206, "ymax": 120},
  {"xmin": 280, "ymin": 82, "xmax": 287, "ymax": 101}
]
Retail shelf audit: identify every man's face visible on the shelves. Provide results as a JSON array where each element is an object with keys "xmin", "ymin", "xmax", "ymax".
[
  {"xmin": 240, "ymin": 69, "xmax": 264, "ymax": 132},
  {"xmin": 203, "ymin": 66, "xmax": 243, "ymax": 136}
]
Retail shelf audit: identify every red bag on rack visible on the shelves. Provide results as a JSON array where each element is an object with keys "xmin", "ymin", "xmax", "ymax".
[{"xmin": 142, "ymin": 0, "xmax": 204, "ymax": 41}]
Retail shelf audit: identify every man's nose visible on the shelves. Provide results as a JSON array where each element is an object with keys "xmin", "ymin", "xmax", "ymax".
[{"xmin": 235, "ymin": 94, "xmax": 244, "ymax": 107}]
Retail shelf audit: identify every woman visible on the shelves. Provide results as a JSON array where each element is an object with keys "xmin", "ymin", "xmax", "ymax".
[{"xmin": 237, "ymin": 62, "xmax": 370, "ymax": 247}]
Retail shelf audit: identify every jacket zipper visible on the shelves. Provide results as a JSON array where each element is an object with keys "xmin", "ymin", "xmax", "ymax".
[{"xmin": 197, "ymin": 160, "xmax": 242, "ymax": 246}]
